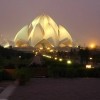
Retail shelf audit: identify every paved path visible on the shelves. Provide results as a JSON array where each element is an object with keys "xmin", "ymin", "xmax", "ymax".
[
  {"xmin": 0, "ymin": 84, "xmax": 17, "ymax": 100},
  {"xmin": 9, "ymin": 78, "xmax": 100, "ymax": 100}
]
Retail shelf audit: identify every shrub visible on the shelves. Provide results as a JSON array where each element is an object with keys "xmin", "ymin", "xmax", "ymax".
[{"xmin": 15, "ymin": 67, "xmax": 31, "ymax": 85}]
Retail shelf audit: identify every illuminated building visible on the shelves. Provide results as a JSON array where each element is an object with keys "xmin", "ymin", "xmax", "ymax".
[{"xmin": 14, "ymin": 15, "xmax": 73, "ymax": 49}]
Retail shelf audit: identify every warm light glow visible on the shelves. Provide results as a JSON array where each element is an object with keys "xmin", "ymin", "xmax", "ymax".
[
  {"xmin": 59, "ymin": 58, "xmax": 63, "ymax": 61},
  {"xmin": 42, "ymin": 54, "xmax": 51, "ymax": 58},
  {"xmin": 4, "ymin": 44, "xmax": 10, "ymax": 48},
  {"xmin": 35, "ymin": 52, "xmax": 38, "ymax": 55},
  {"xmin": 14, "ymin": 15, "xmax": 73, "ymax": 48},
  {"xmin": 47, "ymin": 47, "xmax": 50, "ymax": 50},
  {"xmin": 89, "ymin": 57, "xmax": 93, "ymax": 60},
  {"xmin": 47, "ymin": 56, "xmax": 52, "ymax": 58},
  {"xmin": 54, "ymin": 57, "xmax": 57, "ymax": 60},
  {"xmin": 86, "ymin": 64, "xmax": 92, "ymax": 69},
  {"xmin": 19, "ymin": 56, "xmax": 21, "ymax": 58},
  {"xmin": 67, "ymin": 60, "xmax": 72, "ymax": 64},
  {"xmin": 40, "ymin": 47, "xmax": 43, "ymax": 50},
  {"xmin": 68, "ymin": 44, "xmax": 73, "ymax": 47},
  {"xmin": 50, "ymin": 49, "xmax": 53, "ymax": 52},
  {"xmin": 89, "ymin": 43, "xmax": 96, "ymax": 49}
]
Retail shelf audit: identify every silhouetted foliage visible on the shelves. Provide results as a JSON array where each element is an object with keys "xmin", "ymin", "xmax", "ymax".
[
  {"xmin": 0, "ymin": 46, "xmax": 34, "ymax": 67},
  {"xmin": 79, "ymin": 48, "xmax": 90, "ymax": 64}
]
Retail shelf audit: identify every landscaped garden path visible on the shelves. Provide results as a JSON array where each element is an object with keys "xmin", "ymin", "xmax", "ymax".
[{"xmin": 9, "ymin": 78, "xmax": 100, "ymax": 100}]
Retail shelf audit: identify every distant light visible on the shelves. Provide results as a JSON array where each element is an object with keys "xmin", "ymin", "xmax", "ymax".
[
  {"xmin": 15, "ymin": 45, "xmax": 18, "ymax": 47},
  {"xmin": 47, "ymin": 56, "xmax": 52, "ymax": 58},
  {"xmin": 89, "ymin": 43, "xmax": 96, "ymax": 49},
  {"xmin": 67, "ymin": 60, "xmax": 72, "ymax": 64},
  {"xmin": 35, "ymin": 52, "xmax": 38, "ymax": 55},
  {"xmin": 42, "ymin": 54, "xmax": 46, "ymax": 57},
  {"xmin": 68, "ymin": 44, "xmax": 72, "ymax": 47},
  {"xmin": 19, "ymin": 56, "xmax": 21, "ymax": 58},
  {"xmin": 54, "ymin": 57, "xmax": 57, "ymax": 60},
  {"xmin": 4, "ymin": 44, "xmax": 10, "ymax": 48},
  {"xmin": 43, "ymin": 54, "xmax": 51, "ymax": 58},
  {"xmin": 59, "ymin": 58, "xmax": 63, "ymax": 62},
  {"xmin": 89, "ymin": 57, "xmax": 93, "ymax": 60},
  {"xmin": 50, "ymin": 49, "xmax": 53, "ymax": 52},
  {"xmin": 76, "ymin": 45, "xmax": 79, "ymax": 48},
  {"xmin": 40, "ymin": 47, "xmax": 43, "ymax": 50},
  {"xmin": 86, "ymin": 64, "xmax": 92, "ymax": 69},
  {"xmin": 47, "ymin": 47, "xmax": 50, "ymax": 50}
]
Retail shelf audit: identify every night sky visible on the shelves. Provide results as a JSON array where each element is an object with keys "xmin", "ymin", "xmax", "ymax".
[{"xmin": 0, "ymin": 0, "xmax": 100, "ymax": 46}]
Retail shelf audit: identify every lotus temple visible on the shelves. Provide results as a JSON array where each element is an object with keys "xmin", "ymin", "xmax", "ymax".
[{"xmin": 1, "ymin": 14, "xmax": 73, "ymax": 51}]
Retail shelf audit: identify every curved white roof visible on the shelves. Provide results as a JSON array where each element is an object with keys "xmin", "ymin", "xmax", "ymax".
[
  {"xmin": 29, "ymin": 24, "xmax": 44, "ymax": 47},
  {"xmin": 58, "ymin": 25, "xmax": 73, "ymax": 47},
  {"xmin": 44, "ymin": 24, "xmax": 59, "ymax": 47},
  {"xmin": 14, "ymin": 15, "xmax": 73, "ymax": 48},
  {"xmin": 14, "ymin": 25, "xmax": 29, "ymax": 43}
]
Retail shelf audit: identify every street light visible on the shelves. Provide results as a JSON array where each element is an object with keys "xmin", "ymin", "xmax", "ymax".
[
  {"xmin": 19, "ymin": 56, "xmax": 21, "ymax": 59},
  {"xmin": 67, "ymin": 60, "xmax": 72, "ymax": 64},
  {"xmin": 89, "ymin": 57, "xmax": 93, "ymax": 60},
  {"xmin": 54, "ymin": 57, "xmax": 57, "ymax": 60},
  {"xmin": 59, "ymin": 58, "xmax": 63, "ymax": 62}
]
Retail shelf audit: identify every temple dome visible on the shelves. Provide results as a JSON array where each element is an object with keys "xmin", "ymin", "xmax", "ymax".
[{"xmin": 14, "ymin": 15, "xmax": 73, "ymax": 48}]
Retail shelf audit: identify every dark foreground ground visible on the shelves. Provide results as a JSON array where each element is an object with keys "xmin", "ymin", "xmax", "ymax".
[{"xmin": 9, "ymin": 78, "xmax": 100, "ymax": 100}]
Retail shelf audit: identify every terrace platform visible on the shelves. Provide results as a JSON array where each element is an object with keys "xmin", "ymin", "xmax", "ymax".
[{"xmin": 8, "ymin": 78, "xmax": 100, "ymax": 100}]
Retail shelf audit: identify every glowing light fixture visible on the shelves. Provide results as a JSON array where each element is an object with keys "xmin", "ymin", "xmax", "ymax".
[
  {"xmin": 54, "ymin": 57, "xmax": 57, "ymax": 60},
  {"xmin": 59, "ymin": 58, "xmax": 63, "ymax": 62},
  {"xmin": 67, "ymin": 60, "xmax": 72, "ymax": 64},
  {"xmin": 50, "ymin": 49, "xmax": 53, "ymax": 52},
  {"xmin": 19, "ymin": 56, "xmax": 21, "ymax": 58},
  {"xmin": 43, "ymin": 54, "xmax": 51, "ymax": 58},
  {"xmin": 47, "ymin": 47, "xmax": 50, "ymax": 50},
  {"xmin": 35, "ymin": 52, "xmax": 38, "ymax": 55},
  {"xmin": 40, "ymin": 47, "xmax": 43, "ymax": 50},
  {"xmin": 47, "ymin": 55, "xmax": 52, "ymax": 58},
  {"xmin": 89, "ymin": 57, "xmax": 93, "ymax": 60},
  {"xmin": 86, "ymin": 64, "xmax": 92, "ymax": 69}
]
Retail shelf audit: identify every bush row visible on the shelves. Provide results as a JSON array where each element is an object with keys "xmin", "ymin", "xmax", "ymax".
[
  {"xmin": 47, "ymin": 65, "xmax": 100, "ymax": 78},
  {"xmin": 0, "ymin": 65, "xmax": 100, "ymax": 81},
  {"xmin": 0, "ymin": 69, "xmax": 15, "ymax": 81}
]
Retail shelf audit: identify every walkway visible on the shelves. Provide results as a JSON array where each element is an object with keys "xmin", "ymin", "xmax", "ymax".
[
  {"xmin": 0, "ymin": 81, "xmax": 17, "ymax": 100},
  {"xmin": 9, "ymin": 78, "xmax": 100, "ymax": 100}
]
